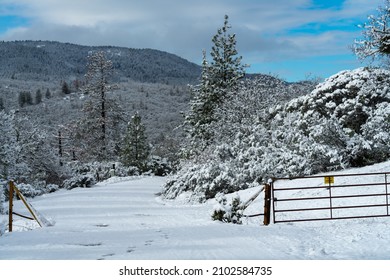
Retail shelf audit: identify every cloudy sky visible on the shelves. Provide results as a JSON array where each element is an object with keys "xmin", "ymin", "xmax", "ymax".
[{"xmin": 0, "ymin": 0, "xmax": 383, "ymax": 81}]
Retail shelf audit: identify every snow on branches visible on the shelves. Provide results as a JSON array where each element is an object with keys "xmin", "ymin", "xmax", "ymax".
[
  {"xmin": 353, "ymin": 0, "xmax": 390, "ymax": 61},
  {"xmin": 164, "ymin": 67, "xmax": 390, "ymax": 202}
]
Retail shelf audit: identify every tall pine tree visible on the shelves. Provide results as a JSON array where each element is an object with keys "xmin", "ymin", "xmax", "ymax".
[
  {"xmin": 185, "ymin": 15, "xmax": 246, "ymax": 152},
  {"xmin": 73, "ymin": 51, "xmax": 124, "ymax": 161},
  {"xmin": 121, "ymin": 112, "xmax": 150, "ymax": 170}
]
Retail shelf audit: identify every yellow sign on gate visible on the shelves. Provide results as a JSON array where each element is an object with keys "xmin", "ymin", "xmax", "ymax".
[{"xmin": 324, "ymin": 176, "xmax": 334, "ymax": 184}]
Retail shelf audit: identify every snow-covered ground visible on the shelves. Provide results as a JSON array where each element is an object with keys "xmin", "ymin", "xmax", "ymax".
[{"xmin": 1, "ymin": 162, "xmax": 390, "ymax": 260}]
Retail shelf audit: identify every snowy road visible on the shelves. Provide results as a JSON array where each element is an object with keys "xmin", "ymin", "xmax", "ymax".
[{"xmin": 1, "ymin": 175, "xmax": 390, "ymax": 260}]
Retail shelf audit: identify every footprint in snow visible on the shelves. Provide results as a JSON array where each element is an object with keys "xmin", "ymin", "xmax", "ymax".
[
  {"xmin": 156, "ymin": 229, "xmax": 169, "ymax": 239},
  {"xmin": 95, "ymin": 224, "xmax": 109, "ymax": 228},
  {"xmin": 127, "ymin": 246, "xmax": 136, "ymax": 253},
  {"xmin": 98, "ymin": 253, "xmax": 115, "ymax": 260}
]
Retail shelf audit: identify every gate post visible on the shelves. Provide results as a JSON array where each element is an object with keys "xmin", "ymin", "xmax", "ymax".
[
  {"xmin": 263, "ymin": 183, "xmax": 271, "ymax": 226},
  {"xmin": 8, "ymin": 181, "xmax": 14, "ymax": 232}
]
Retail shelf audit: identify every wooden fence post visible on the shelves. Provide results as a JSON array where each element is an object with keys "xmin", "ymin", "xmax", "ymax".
[
  {"xmin": 13, "ymin": 185, "xmax": 43, "ymax": 227},
  {"xmin": 8, "ymin": 181, "xmax": 14, "ymax": 232},
  {"xmin": 263, "ymin": 183, "xmax": 271, "ymax": 226}
]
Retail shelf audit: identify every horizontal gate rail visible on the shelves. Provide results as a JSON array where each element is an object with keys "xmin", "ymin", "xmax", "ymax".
[
  {"xmin": 275, "ymin": 203, "xmax": 390, "ymax": 213},
  {"xmin": 271, "ymin": 171, "xmax": 390, "ymax": 223},
  {"xmin": 274, "ymin": 182, "xmax": 386, "ymax": 191},
  {"xmin": 275, "ymin": 192, "xmax": 389, "ymax": 202},
  {"xmin": 273, "ymin": 214, "xmax": 390, "ymax": 224},
  {"xmin": 273, "ymin": 172, "xmax": 390, "ymax": 180}
]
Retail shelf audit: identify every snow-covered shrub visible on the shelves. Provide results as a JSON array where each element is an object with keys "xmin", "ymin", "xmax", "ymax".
[
  {"xmin": 211, "ymin": 193, "xmax": 243, "ymax": 224},
  {"xmin": 164, "ymin": 156, "xmax": 256, "ymax": 202},
  {"xmin": 63, "ymin": 174, "xmax": 96, "ymax": 190},
  {"xmin": 64, "ymin": 157, "xmax": 172, "ymax": 191},
  {"xmin": 146, "ymin": 156, "xmax": 172, "ymax": 176},
  {"xmin": 13, "ymin": 182, "xmax": 60, "ymax": 198},
  {"xmin": 361, "ymin": 102, "xmax": 390, "ymax": 163},
  {"xmin": 16, "ymin": 183, "xmax": 44, "ymax": 198},
  {"xmin": 270, "ymin": 67, "xmax": 390, "ymax": 168},
  {"xmin": 44, "ymin": 184, "xmax": 60, "ymax": 193},
  {"xmin": 66, "ymin": 161, "xmax": 140, "ymax": 183}
]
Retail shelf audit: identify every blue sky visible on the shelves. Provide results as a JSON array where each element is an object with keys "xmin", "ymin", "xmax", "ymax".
[{"xmin": 0, "ymin": 0, "xmax": 384, "ymax": 81}]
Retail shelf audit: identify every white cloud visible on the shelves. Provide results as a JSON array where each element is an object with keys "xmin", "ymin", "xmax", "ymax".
[
  {"xmin": 0, "ymin": 0, "xmax": 383, "ymax": 66},
  {"xmin": 342, "ymin": 0, "xmax": 383, "ymax": 17}
]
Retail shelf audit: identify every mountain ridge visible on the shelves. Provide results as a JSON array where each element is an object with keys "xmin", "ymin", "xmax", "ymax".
[{"xmin": 0, "ymin": 40, "xmax": 201, "ymax": 84}]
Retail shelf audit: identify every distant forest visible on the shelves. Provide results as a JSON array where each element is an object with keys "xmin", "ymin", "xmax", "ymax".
[{"xmin": 0, "ymin": 40, "xmax": 201, "ymax": 84}]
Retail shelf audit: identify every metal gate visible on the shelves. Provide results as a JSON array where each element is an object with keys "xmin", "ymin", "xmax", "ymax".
[{"xmin": 270, "ymin": 172, "xmax": 390, "ymax": 223}]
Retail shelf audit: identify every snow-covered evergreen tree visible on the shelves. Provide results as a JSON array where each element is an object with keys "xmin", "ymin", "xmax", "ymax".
[
  {"xmin": 18, "ymin": 91, "xmax": 33, "ymax": 107},
  {"xmin": 15, "ymin": 117, "xmax": 63, "ymax": 183},
  {"xmin": 0, "ymin": 110, "xmax": 62, "ymax": 184},
  {"xmin": 209, "ymin": 15, "xmax": 246, "ymax": 92},
  {"xmin": 121, "ymin": 112, "xmax": 150, "ymax": 170},
  {"xmin": 184, "ymin": 15, "xmax": 246, "ymax": 151},
  {"xmin": 164, "ymin": 76, "xmax": 310, "ymax": 201},
  {"xmin": 72, "ymin": 51, "xmax": 125, "ymax": 161},
  {"xmin": 212, "ymin": 193, "xmax": 243, "ymax": 224},
  {"xmin": 35, "ymin": 89, "xmax": 43, "ymax": 104},
  {"xmin": 353, "ymin": 0, "xmax": 390, "ymax": 61},
  {"xmin": 184, "ymin": 51, "xmax": 214, "ymax": 149},
  {"xmin": 0, "ymin": 111, "xmax": 19, "ymax": 180}
]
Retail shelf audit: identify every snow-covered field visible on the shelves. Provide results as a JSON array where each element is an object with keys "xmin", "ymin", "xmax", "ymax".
[{"xmin": 1, "ymin": 162, "xmax": 390, "ymax": 260}]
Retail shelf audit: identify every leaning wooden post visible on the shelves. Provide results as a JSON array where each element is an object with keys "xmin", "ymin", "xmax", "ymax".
[
  {"xmin": 13, "ymin": 186, "xmax": 43, "ymax": 227},
  {"xmin": 263, "ymin": 183, "xmax": 271, "ymax": 226},
  {"xmin": 8, "ymin": 181, "xmax": 14, "ymax": 232}
]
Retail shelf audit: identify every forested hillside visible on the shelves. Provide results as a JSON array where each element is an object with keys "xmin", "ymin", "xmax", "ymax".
[
  {"xmin": 0, "ymin": 40, "xmax": 201, "ymax": 84},
  {"xmin": 0, "ymin": 41, "xmax": 206, "ymax": 193}
]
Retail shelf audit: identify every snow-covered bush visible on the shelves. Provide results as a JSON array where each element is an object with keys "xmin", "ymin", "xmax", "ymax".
[
  {"xmin": 44, "ymin": 184, "xmax": 60, "ymax": 193},
  {"xmin": 67, "ymin": 161, "xmax": 139, "ymax": 181},
  {"xmin": 211, "ymin": 193, "xmax": 243, "ymax": 224},
  {"xmin": 63, "ymin": 174, "xmax": 96, "ymax": 190},
  {"xmin": 146, "ymin": 156, "xmax": 173, "ymax": 176},
  {"xmin": 16, "ymin": 183, "xmax": 44, "ymax": 198},
  {"xmin": 13, "ymin": 182, "xmax": 60, "ymax": 198},
  {"xmin": 270, "ymin": 67, "xmax": 390, "ymax": 168}
]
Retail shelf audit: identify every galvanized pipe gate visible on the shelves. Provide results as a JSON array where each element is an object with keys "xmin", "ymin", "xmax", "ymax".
[{"xmin": 265, "ymin": 172, "xmax": 390, "ymax": 224}]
